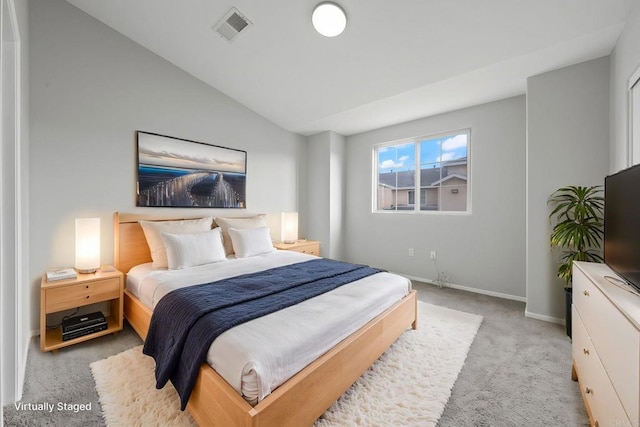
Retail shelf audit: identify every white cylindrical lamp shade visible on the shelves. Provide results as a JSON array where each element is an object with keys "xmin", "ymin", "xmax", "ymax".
[
  {"xmin": 281, "ymin": 212, "xmax": 299, "ymax": 244},
  {"xmin": 75, "ymin": 218, "xmax": 100, "ymax": 273}
]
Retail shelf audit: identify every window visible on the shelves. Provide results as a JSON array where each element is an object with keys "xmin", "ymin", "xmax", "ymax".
[
  {"xmin": 407, "ymin": 189, "xmax": 426, "ymax": 206},
  {"xmin": 374, "ymin": 130, "xmax": 470, "ymax": 213}
]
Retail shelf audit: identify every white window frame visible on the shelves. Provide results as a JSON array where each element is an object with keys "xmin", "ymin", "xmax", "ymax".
[{"xmin": 372, "ymin": 129, "xmax": 471, "ymax": 214}]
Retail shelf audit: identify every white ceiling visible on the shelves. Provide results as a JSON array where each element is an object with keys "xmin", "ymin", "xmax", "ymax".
[{"xmin": 65, "ymin": 0, "xmax": 631, "ymax": 136}]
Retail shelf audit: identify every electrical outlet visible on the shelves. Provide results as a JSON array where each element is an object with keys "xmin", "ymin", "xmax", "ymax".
[
  {"xmin": 408, "ymin": 248, "xmax": 414, "ymax": 257},
  {"xmin": 430, "ymin": 250, "xmax": 437, "ymax": 260}
]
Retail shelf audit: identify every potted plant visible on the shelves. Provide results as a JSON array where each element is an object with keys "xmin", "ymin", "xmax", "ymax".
[{"xmin": 548, "ymin": 185, "xmax": 604, "ymax": 337}]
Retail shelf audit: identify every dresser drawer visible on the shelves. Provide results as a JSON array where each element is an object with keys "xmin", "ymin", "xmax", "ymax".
[
  {"xmin": 574, "ymin": 268, "xmax": 640, "ymax": 422},
  {"xmin": 294, "ymin": 243, "xmax": 320, "ymax": 256},
  {"xmin": 45, "ymin": 278, "xmax": 121, "ymax": 312},
  {"xmin": 573, "ymin": 307, "xmax": 633, "ymax": 427}
]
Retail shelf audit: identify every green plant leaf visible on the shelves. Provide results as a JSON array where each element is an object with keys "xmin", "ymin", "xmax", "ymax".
[{"xmin": 548, "ymin": 185, "xmax": 604, "ymax": 286}]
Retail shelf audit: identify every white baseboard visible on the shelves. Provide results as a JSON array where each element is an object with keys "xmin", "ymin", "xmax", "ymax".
[
  {"xmin": 524, "ymin": 310, "xmax": 565, "ymax": 325},
  {"xmin": 400, "ymin": 273, "xmax": 527, "ymax": 303},
  {"xmin": 403, "ymin": 272, "xmax": 567, "ymax": 325}
]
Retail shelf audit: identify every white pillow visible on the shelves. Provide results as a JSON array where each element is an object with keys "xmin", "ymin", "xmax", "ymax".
[
  {"xmin": 161, "ymin": 229, "xmax": 227, "ymax": 270},
  {"xmin": 139, "ymin": 217, "xmax": 213, "ymax": 269},
  {"xmin": 214, "ymin": 215, "xmax": 267, "ymax": 256},
  {"xmin": 228, "ymin": 227, "xmax": 275, "ymax": 258}
]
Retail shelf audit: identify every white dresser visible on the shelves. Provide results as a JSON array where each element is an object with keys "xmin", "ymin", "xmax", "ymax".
[{"xmin": 572, "ymin": 261, "xmax": 640, "ymax": 427}]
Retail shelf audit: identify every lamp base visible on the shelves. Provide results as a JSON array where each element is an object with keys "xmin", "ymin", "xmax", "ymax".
[
  {"xmin": 77, "ymin": 268, "xmax": 97, "ymax": 274},
  {"xmin": 283, "ymin": 240, "xmax": 296, "ymax": 244}
]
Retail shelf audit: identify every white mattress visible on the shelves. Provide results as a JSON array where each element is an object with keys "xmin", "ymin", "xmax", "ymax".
[{"xmin": 127, "ymin": 251, "xmax": 410, "ymax": 403}]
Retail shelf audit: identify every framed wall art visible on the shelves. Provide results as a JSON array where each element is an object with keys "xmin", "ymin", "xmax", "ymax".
[{"xmin": 136, "ymin": 131, "xmax": 247, "ymax": 208}]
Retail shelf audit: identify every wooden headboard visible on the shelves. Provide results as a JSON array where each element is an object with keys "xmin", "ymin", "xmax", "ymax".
[{"xmin": 113, "ymin": 212, "xmax": 209, "ymax": 273}]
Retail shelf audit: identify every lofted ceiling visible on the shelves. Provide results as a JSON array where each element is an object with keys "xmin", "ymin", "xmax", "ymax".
[{"xmin": 65, "ymin": 0, "xmax": 631, "ymax": 136}]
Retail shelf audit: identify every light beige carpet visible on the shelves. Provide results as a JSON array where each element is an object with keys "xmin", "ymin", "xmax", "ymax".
[{"xmin": 91, "ymin": 302, "xmax": 482, "ymax": 427}]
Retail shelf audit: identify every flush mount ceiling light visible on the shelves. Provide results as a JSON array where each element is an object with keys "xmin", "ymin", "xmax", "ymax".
[{"xmin": 312, "ymin": 2, "xmax": 347, "ymax": 37}]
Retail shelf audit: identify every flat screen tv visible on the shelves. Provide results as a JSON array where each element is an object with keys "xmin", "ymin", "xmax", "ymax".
[{"xmin": 604, "ymin": 163, "xmax": 640, "ymax": 293}]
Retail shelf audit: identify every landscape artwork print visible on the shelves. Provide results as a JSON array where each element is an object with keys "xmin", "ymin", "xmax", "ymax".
[{"xmin": 136, "ymin": 131, "xmax": 247, "ymax": 208}]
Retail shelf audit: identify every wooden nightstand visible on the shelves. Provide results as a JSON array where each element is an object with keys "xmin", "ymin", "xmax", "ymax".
[
  {"xmin": 273, "ymin": 240, "xmax": 321, "ymax": 256},
  {"xmin": 40, "ymin": 266, "xmax": 124, "ymax": 352}
]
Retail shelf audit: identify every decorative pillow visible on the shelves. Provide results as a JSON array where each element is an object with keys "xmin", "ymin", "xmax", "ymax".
[
  {"xmin": 161, "ymin": 229, "xmax": 226, "ymax": 270},
  {"xmin": 214, "ymin": 215, "xmax": 267, "ymax": 256},
  {"xmin": 228, "ymin": 227, "xmax": 275, "ymax": 258},
  {"xmin": 139, "ymin": 217, "xmax": 213, "ymax": 269}
]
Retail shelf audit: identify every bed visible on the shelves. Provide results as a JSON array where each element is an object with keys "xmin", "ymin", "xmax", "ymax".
[{"xmin": 113, "ymin": 212, "xmax": 418, "ymax": 427}]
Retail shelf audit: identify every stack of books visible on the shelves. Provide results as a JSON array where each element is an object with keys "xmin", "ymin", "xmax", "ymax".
[{"xmin": 46, "ymin": 268, "xmax": 77, "ymax": 282}]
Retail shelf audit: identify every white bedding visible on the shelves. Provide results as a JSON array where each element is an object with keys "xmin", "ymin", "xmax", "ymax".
[{"xmin": 127, "ymin": 251, "xmax": 410, "ymax": 403}]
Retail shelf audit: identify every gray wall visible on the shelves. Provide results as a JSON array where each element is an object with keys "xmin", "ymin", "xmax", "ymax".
[
  {"xmin": 526, "ymin": 57, "xmax": 610, "ymax": 322},
  {"xmin": 610, "ymin": 1, "xmax": 640, "ymax": 172},
  {"xmin": 345, "ymin": 96, "xmax": 527, "ymax": 300},
  {"xmin": 1, "ymin": 0, "xmax": 29, "ymax": 405},
  {"xmin": 306, "ymin": 132, "xmax": 331, "ymax": 251},
  {"xmin": 329, "ymin": 132, "xmax": 346, "ymax": 259},
  {"xmin": 15, "ymin": 0, "xmax": 29, "ymax": 401},
  {"xmin": 29, "ymin": 0, "xmax": 305, "ymax": 332},
  {"xmin": 305, "ymin": 131, "xmax": 345, "ymax": 259}
]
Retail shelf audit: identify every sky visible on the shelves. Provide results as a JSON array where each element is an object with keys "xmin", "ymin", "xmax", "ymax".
[
  {"xmin": 138, "ymin": 132, "xmax": 246, "ymax": 173},
  {"xmin": 378, "ymin": 133, "xmax": 467, "ymax": 173}
]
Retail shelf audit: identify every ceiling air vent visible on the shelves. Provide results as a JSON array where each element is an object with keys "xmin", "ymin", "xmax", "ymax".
[{"xmin": 214, "ymin": 8, "xmax": 252, "ymax": 43}]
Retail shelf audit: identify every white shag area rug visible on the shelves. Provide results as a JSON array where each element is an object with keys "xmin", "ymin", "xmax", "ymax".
[{"xmin": 90, "ymin": 302, "xmax": 482, "ymax": 427}]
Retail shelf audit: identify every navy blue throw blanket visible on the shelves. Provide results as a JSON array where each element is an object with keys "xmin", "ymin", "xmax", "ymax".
[{"xmin": 142, "ymin": 258, "xmax": 382, "ymax": 410}]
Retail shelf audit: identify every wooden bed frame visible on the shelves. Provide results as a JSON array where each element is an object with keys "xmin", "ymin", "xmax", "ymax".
[{"xmin": 113, "ymin": 212, "xmax": 418, "ymax": 427}]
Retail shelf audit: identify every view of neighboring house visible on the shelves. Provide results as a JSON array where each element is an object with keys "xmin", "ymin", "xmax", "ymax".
[{"xmin": 377, "ymin": 158, "xmax": 468, "ymax": 211}]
